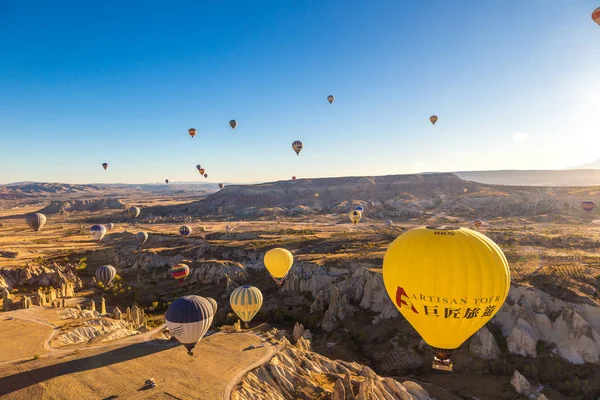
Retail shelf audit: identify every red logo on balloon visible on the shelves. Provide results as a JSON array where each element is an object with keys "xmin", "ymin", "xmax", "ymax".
[{"xmin": 396, "ymin": 287, "xmax": 419, "ymax": 314}]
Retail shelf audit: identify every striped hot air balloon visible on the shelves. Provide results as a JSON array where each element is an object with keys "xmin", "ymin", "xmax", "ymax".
[
  {"xmin": 165, "ymin": 295, "xmax": 216, "ymax": 355},
  {"xmin": 179, "ymin": 225, "xmax": 192, "ymax": 238},
  {"xmin": 230, "ymin": 285, "xmax": 263, "ymax": 329},
  {"xmin": 95, "ymin": 265, "xmax": 117, "ymax": 287},
  {"xmin": 474, "ymin": 220, "xmax": 483, "ymax": 229},
  {"xmin": 292, "ymin": 141, "xmax": 303, "ymax": 155},
  {"xmin": 25, "ymin": 213, "xmax": 47, "ymax": 232},
  {"xmin": 90, "ymin": 225, "xmax": 107, "ymax": 242},
  {"xmin": 582, "ymin": 201, "xmax": 596, "ymax": 212},
  {"xmin": 170, "ymin": 263, "xmax": 190, "ymax": 284},
  {"xmin": 188, "ymin": 128, "xmax": 197, "ymax": 138}
]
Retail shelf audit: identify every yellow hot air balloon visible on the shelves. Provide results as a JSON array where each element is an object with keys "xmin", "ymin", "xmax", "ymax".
[
  {"xmin": 349, "ymin": 210, "xmax": 362, "ymax": 225},
  {"xmin": 382, "ymin": 226, "xmax": 510, "ymax": 372},
  {"xmin": 430, "ymin": 115, "xmax": 438, "ymax": 125},
  {"xmin": 264, "ymin": 248, "xmax": 293, "ymax": 285},
  {"xmin": 230, "ymin": 285, "xmax": 263, "ymax": 328}
]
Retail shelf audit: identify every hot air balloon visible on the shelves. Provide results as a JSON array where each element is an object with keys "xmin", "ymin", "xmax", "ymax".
[
  {"xmin": 207, "ymin": 297, "xmax": 218, "ymax": 315},
  {"xmin": 582, "ymin": 201, "xmax": 596, "ymax": 212},
  {"xmin": 179, "ymin": 225, "xmax": 192, "ymax": 238},
  {"xmin": 230, "ymin": 120, "xmax": 237, "ymax": 129},
  {"xmin": 90, "ymin": 225, "xmax": 107, "ymax": 242},
  {"xmin": 354, "ymin": 206, "xmax": 365, "ymax": 213},
  {"xmin": 128, "ymin": 207, "xmax": 141, "ymax": 218},
  {"xmin": 430, "ymin": 115, "xmax": 438, "ymax": 125},
  {"xmin": 264, "ymin": 248, "xmax": 293, "ymax": 285},
  {"xmin": 230, "ymin": 285, "xmax": 263, "ymax": 328},
  {"xmin": 292, "ymin": 141, "xmax": 303, "ymax": 155},
  {"xmin": 593, "ymin": 7, "xmax": 600, "ymax": 25},
  {"xmin": 188, "ymin": 128, "xmax": 197, "ymax": 138},
  {"xmin": 165, "ymin": 295, "xmax": 215, "ymax": 355},
  {"xmin": 473, "ymin": 220, "xmax": 483, "ymax": 229},
  {"xmin": 327, "ymin": 95, "xmax": 335, "ymax": 104},
  {"xmin": 386, "ymin": 220, "xmax": 394, "ymax": 227},
  {"xmin": 349, "ymin": 210, "xmax": 362, "ymax": 225},
  {"xmin": 204, "ymin": 174, "xmax": 208, "ymax": 178},
  {"xmin": 292, "ymin": 176, "xmax": 296, "ymax": 181},
  {"xmin": 367, "ymin": 201, "xmax": 375, "ymax": 210},
  {"xmin": 382, "ymin": 226, "xmax": 510, "ymax": 371},
  {"xmin": 170, "ymin": 263, "xmax": 190, "ymax": 284},
  {"xmin": 314, "ymin": 193, "xmax": 319, "ymax": 198},
  {"xmin": 198, "ymin": 168, "xmax": 205, "ymax": 175},
  {"xmin": 463, "ymin": 188, "xmax": 468, "ymax": 193},
  {"xmin": 219, "ymin": 183, "xmax": 224, "ymax": 189},
  {"xmin": 25, "ymin": 213, "xmax": 47, "ymax": 232},
  {"xmin": 165, "ymin": 179, "xmax": 169, "ymax": 184},
  {"xmin": 196, "ymin": 165, "xmax": 202, "ymax": 171},
  {"xmin": 107, "ymin": 223, "xmax": 114, "ymax": 231},
  {"xmin": 96, "ymin": 265, "xmax": 117, "ymax": 287},
  {"xmin": 136, "ymin": 231, "xmax": 148, "ymax": 246},
  {"xmin": 102, "ymin": 163, "xmax": 108, "ymax": 170}
]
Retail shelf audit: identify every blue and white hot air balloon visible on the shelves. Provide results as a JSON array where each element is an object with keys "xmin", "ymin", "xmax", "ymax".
[
  {"xmin": 165, "ymin": 295, "xmax": 216, "ymax": 355},
  {"xmin": 90, "ymin": 225, "xmax": 107, "ymax": 242},
  {"xmin": 95, "ymin": 265, "xmax": 117, "ymax": 287},
  {"xmin": 179, "ymin": 225, "xmax": 192, "ymax": 239}
]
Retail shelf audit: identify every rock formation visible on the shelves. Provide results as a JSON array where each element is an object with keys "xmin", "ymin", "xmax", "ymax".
[
  {"xmin": 469, "ymin": 325, "xmax": 501, "ymax": 360},
  {"xmin": 510, "ymin": 370, "xmax": 532, "ymax": 395}
]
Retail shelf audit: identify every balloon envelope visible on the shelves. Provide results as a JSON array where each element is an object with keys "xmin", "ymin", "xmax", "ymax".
[
  {"xmin": 107, "ymin": 223, "xmax": 114, "ymax": 231},
  {"xmin": 25, "ymin": 213, "xmax": 47, "ymax": 232},
  {"xmin": 165, "ymin": 295, "xmax": 215, "ymax": 355},
  {"xmin": 102, "ymin": 163, "xmax": 108, "ymax": 170},
  {"xmin": 219, "ymin": 183, "xmax": 224, "ymax": 189},
  {"xmin": 582, "ymin": 201, "xmax": 596, "ymax": 212},
  {"xmin": 199, "ymin": 168, "xmax": 205, "ymax": 175},
  {"xmin": 229, "ymin": 120, "xmax": 237, "ymax": 129},
  {"xmin": 90, "ymin": 225, "xmax": 107, "ymax": 242},
  {"xmin": 128, "ymin": 207, "xmax": 141, "ymax": 218},
  {"xmin": 327, "ymin": 95, "xmax": 335, "ymax": 104},
  {"xmin": 96, "ymin": 265, "xmax": 117, "ymax": 287},
  {"xmin": 136, "ymin": 231, "xmax": 148, "ymax": 245},
  {"xmin": 354, "ymin": 206, "xmax": 364, "ymax": 213},
  {"xmin": 474, "ymin": 220, "xmax": 483, "ymax": 228},
  {"xmin": 170, "ymin": 263, "xmax": 190, "ymax": 283},
  {"xmin": 230, "ymin": 285, "xmax": 263, "ymax": 325},
  {"xmin": 382, "ymin": 226, "xmax": 510, "ymax": 365},
  {"xmin": 349, "ymin": 210, "xmax": 362, "ymax": 225},
  {"xmin": 179, "ymin": 225, "xmax": 192, "ymax": 238},
  {"xmin": 292, "ymin": 141, "xmax": 303, "ymax": 155},
  {"xmin": 188, "ymin": 128, "xmax": 197, "ymax": 138},
  {"xmin": 430, "ymin": 115, "xmax": 438, "ymax": 125},
  {"xmin": 264, "ymin": 248, "xmax": 293, "ymax": 285},
  {"xmin": 593, "ymin": 7, "xmax": 600, "ymax": 25}
]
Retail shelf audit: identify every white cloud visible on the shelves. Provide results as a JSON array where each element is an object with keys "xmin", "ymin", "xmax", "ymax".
[{"xmin": 512, "ymin": 132, "xmax": 530, "ymax": 143}]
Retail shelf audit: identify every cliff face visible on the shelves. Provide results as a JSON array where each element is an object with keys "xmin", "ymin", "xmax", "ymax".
[
  {"xmin": 38, "ymin": 198, "xmax": 126, "ymax": 214},
  {"xmin": 232, "ymin": 333, "xmax": 433, "ymax": 400},
  {"xmin": 139, "ymin": 172, "xmax": 600, "ymax": 220}
]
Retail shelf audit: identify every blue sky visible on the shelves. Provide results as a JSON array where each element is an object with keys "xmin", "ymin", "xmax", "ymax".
[{"xmin": 1, "ymin": 1, "xmax": 599, "ymax": 184}]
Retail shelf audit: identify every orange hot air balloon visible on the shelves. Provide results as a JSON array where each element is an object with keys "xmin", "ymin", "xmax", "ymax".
[
  {"xmin": 593, "ymin": 7, "xmax": 600, "ymax": 25},
  {"xmin": 188, "ymin": 128, "xmax": 197, "ymax": 138},
  {"xmin": 198, "ymin": 168, "xmax": 205, "ymax": 175}
]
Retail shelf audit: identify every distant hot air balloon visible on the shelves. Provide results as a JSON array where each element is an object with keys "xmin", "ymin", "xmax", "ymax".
[
  {"xmin": 128, "ymin": 207, "xmax": 141, "ymax": 218},
  {"xmin": 165, "ymin": 179, "xmax": 169, "ymax": 184},
  {"xmin": 136, "ymin": 231, "xmax": 148, "ymax": 246},
  {"xmin": 196, "ymin": 165, "xmax": 202, "ymax": 171},
  {"xmin": 96, "ymin": 265, "xmax": 117, "ymax": 287},
  {"xmin": 179, "ymin": 225, "xmax": 192, "ymax": 238},
  {"xmin": 367, "ymin": 201, "xmax": 375, "ymax": 210},
  {"xmin": 207, "ymin": 297, "xmax": 218, "ymax": 315},
  {"xmin": 386, "ymin": 220, "xmax": 394, "ymax": 227},
  {"xmin": 292, "ymin": 176, "xmax": 296, "ymax": 181},
  {"xmin": 593, "ymin": 7, "xmax": 600, "ymax": 25},
  {"xmin": 230, "ymin": 285, "xmax": 263, "ymax": 328},
  {"xmin": 463, "ymin": 188, "xmax": 468, "ymax": 193},
  {"xmin": 582, "ymin": 201, "xmax": 596, "ymax": 212},
  {"xmin": 102, "ymin": 163, "xmax": 108, "ymax": 170},
  {"xmin": 473, "ymin": 220, "xmax": 483, "ymax": 229},
  {"xmin": 349, "ymin": 210, "xmax": 362, "ymax": 225},
  {"xmin": 354, "ymin": 206, "xmax": 364, "ymax": 213},
  {"xmin": 327, "ymin": 95, "xmax": 335, "ymax": 104},
  {"xmin": 314, "ymin": 193, "xmax": 319, "ymax": 198},
  {"xmin": 107, "ymin": 223, "xmax": 114, "ymax": 231},
  {"xmin": 198, "ymin": 168, "xmax": 205, "ymax": 175},
  {"xmin": 292, "ymin": 141, "xmax": 303, "ymax": 155},
  {"xmin": 230, "ymin": 120, "xmax": 237, "ymax": 129},
  {"xmin": 264, "ymin": 248, "xmax": 293, "ymax": 285},
  {"xmin": 204, "ymin": 174, "xmax": 208, "ymax": 178},
  {"xmin": 90, "ymin": 225, "xmax": 107, "ymax": 242},
  {"xmin": 188, "ymin": 128, "xmax": 197, "ymax": 138},
  {"xmin": 383, "ymin": 226, "xmax": 510, "ymax": 371},
  {"xmin": 165, "ymin": 295, "xmax": 215, "ymax": 355},
  {"xmin": 25, "ymin": 213, "xmax": 47, "ymax": 232},
  {"xmin": 170, "ymin": 263, "xmax": 190, "ymax": 284},
  {"xmin": 219, "ymin": 183, "xmax": 224, "ymax": 189},
  {"xmin": 430, "ymin": 115, "xmax": 438, "ymax": 125}
]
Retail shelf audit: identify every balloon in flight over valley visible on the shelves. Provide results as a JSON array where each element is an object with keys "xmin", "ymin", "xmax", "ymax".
[
  {"xmin": 107, "ymin": 223, "xmax": 114, "ymax": 231},
  {"xmin": 90, "ymin": 225, "xmax": 107, "ymax": 242},
  {"xmin": 170, "ymin": 263, "xmax": 191, "ymax": 284},
  {"xmin": 179, "ymin": 225, "xmax": 192, "ymax": 238},
  {"xmin": 292, "ymin": 141, "xmax": 303, "ymax": 155},
  {"xmin": 136, "ymin": 231, "xmax": 148, "ymax": 246},
  {"xmin": 219, "ymin": 183, "xmax": 224, "ymax": 189},
  {"xmin": 165, "ymin": 179, "xmax": 169, "ymax": 184},
  {"xmin": 382, "ymin": 226, "xmax": 510, "ymax": 372},
  {"xmin": 264, "ymin": 248, "xmax": 294, "ymax": 285},
  {"xmin": 349, "ymin": 210, "xmax": 362, "ymax": 225},
  {"xmin": 165, "ymin": 295, "xmax": 216, "ymax": 355},
  {"xmin": 25, "ymin": 213, "xmax": 47, "ymax": 232},
  {"xmin": 128, "ymin": 207, "xmax": 141, "ymax": 218},
  {"xmin": 473, "ymin": 220, "xmax": 483, "ymax": 229},
  {"xmin": 354, "ymin": 206, "xmax": 364, "ymax": 213},
  {"xmin": 582, "ymin": 201, "xmax": 596, "ymax": 212},
  {"xmin": 230, "ymin": 285, "xmax": 263, "ymax": 328},
  {"xmin": 95, "ymin": 265, "xmax": 117, "ymax": 287}
]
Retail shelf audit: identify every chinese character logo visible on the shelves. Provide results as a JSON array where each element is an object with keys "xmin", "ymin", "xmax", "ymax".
[{"xmin": 395, "ymin": 287, "xmax": 418, "ymax": 314}]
